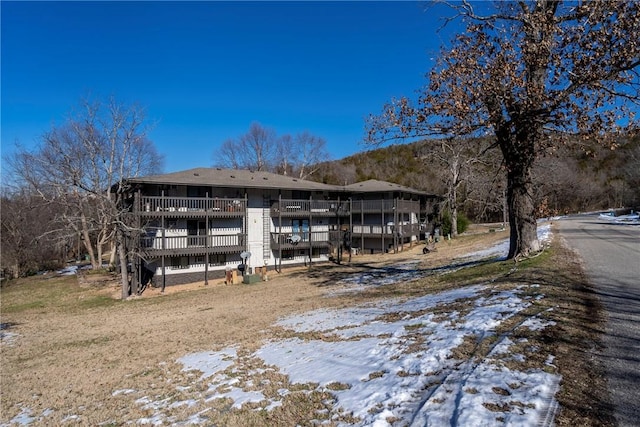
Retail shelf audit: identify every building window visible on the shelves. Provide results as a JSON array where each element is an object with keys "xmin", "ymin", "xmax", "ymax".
[
  {"xmin": 291, "ymin": 219, "xmax": 309, "ymax": 241},
  {"xmin": 209, "ymin": 253, "xmax": 227, "ymax": 266},
  {"xmin": 281, "ymin": 249, "xmax": 294, "ymax": 260},
  {"xmin": 170, "ymin": 256, "xmax": 189, "ymax": 270}
]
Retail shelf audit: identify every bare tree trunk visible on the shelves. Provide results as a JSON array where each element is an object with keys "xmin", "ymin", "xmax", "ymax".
[
  {"xmin": 96, "ymin": 240, "xmax": 103, "ymax": 269},
  {"xmin": 117, "ymin": 228, "xmax": 129, "ymax": 299},
  {"xmin": 449, "ymin": 171, "xmax": 459, "ymax": 238},
  {"xmin": 96, "ymin": 228, "xmax": 112, "ymax": 269},
  {"xmin": 109, "ymin": 240, "xmax": 117, "ymax": 266},
  {"xmin": 79, "ymin": 211, "xmax": 97, "ymax": 267}
]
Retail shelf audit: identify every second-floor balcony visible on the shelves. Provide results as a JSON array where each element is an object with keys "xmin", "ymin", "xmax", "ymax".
[
  {"xmin": 350, "ymin": 199, "xmax": 419, "ymax": 213},
  {"xmin": 270, "ymin": 199, "xmax": 350, "ymax": 217},
  {"xmin": 140, "ymin": 233, "xmax": 245, "ymax": 256},
  {"xmin": 138, "ymin": 196, "xmax": 246, "ymax": 217}
]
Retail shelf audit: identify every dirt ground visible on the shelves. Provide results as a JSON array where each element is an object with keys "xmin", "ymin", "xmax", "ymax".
[{"xmin": 0, "ymin": 225, "xmax": 614, "ymax": 425}]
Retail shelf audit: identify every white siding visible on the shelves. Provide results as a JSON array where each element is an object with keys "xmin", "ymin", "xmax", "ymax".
[{"xmin": 246, "ymin": 207, "xmax": 264, "ymax": 270}]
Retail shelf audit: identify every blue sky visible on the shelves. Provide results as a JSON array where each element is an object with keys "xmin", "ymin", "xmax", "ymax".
[{"xmin": 1, "ymin": 1, "xmax": 458, "ymax": 174}]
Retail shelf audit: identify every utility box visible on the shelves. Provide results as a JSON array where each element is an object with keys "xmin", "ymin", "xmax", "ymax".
[{"xmin": 243, "ymin": 274, "xmax": 262, "ymax": 285}]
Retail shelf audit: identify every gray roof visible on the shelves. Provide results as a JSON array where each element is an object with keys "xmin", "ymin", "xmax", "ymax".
[
  {"xmin": 127, "ymin": 168, "xmax": 433, "ymax": 197},
  {"xmin": 343, "ymin": 179, "xmax": 430, "ymax": 196},
  {"xmin": 127, "ymin": 168, "xmax": 340, "ymax": 192}
]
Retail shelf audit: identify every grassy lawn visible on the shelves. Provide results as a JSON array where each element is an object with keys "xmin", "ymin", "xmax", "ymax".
[{"xmin": 0, "ymin": 227, "xmax": 615, "ymax": 425}]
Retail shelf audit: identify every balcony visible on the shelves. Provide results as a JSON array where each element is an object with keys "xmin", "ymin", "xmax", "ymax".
[
  {"xmin": 350, "ymin": 199, "xmax": 419, "ymax": 213},
  {"xmin": 270, "ymin": 199, "xmax": 349, "ymax": 217},
  {"xmin": 137, "ymin": 196, "xmax": 246, "ymax": 218},
  {"xmin": 140, "ymin": 233, "xmax": 246, "ymax": 256},
  {"xmin": 270, "ymin": 230, "xmax": 342, "ymax": 250},
  {"xmin": 351, "ymin": 223, "xmax": 420, "ymax": 236}
]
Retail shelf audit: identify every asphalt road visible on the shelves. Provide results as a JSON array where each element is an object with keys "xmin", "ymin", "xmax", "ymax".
[{"xmin": 557, "ymin": 215, "xmax": 640, "ymax": 427}]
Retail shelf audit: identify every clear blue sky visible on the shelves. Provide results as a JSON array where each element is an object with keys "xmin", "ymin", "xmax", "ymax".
[{"xmin": 1, "ymin": 1, "xmax": 458, "ymax": 174}]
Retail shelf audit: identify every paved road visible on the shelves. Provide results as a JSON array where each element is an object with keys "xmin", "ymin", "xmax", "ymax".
[{"xmin": 557, "ymin": 215, "xmax": 640, "ymax": 427}]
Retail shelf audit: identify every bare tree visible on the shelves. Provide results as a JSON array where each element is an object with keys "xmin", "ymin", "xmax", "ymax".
[
  {"xmin": 217, "ymin": 139, "xmax": 242, "ymax": 169},
  {"xmin": 214, "ymin": 122, "xmax": 277, "ymax": 171},
  {"xmin": 0, "ymin": 188, "xmax": 68, "ymax": 278},
  {"xmin": 215, "ymin": 123, "xmax": 330, "ymax": 179},
  {"xmin": 460, "ymin": 147, "xmax": 506, "ymax": 224},
  {"xmin": 275, "ymin": 134, "xmax": 295, "ymax": 176},
  {"xmin": 291, "ymin": 131, "xmax": 330, "ymax": 180},
  {"xmin": 367, "ymin": 1, "xmax": 640, "ymax": 259},
  {"xmin": 418, "ymin": 137, "xmax": 495, "ymax": 237},
  {"xmin": 273, "ymin": 131, "xmax": 330, "ymax": 179},
  {"xmin": 10, "ymin": 96, "xmax": 163, "ymax": 294}
]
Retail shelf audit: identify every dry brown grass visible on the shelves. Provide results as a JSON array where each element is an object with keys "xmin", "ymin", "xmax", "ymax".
[{"xmin": 0, "ymin": 225, "xmax": 614, "ymax": 425}]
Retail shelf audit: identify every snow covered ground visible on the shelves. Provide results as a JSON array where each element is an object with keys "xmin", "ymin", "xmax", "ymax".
[
  {"xmin": 462, "ymin": 221, "xmax": 552, "ymax": 262},
  {"xmin": 117, "ymin": 223, "xmax": 558, "ymax": 426},
  {"xmin": 598, "ymin": 211, "xmax": 640, "ymax": 223}
]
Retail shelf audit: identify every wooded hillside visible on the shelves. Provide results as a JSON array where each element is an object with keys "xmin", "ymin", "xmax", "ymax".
[{"xmin": 307, "ymin": 135, "xmax": 640, "ymax": 223}]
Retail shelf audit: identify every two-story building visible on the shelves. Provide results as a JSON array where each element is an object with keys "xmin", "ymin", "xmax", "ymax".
[{"xmin": 119, "ymin": 168, "xmax": 438, "ymax": 290}]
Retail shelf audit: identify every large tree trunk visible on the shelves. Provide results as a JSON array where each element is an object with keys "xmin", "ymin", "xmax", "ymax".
[
  {"xmin": 504, "ymin": 145, "xmax": 540, "ymax": 259},
  {"xmin": 500, "ymin": 0, "xmax": 553, "ymax": 259}
]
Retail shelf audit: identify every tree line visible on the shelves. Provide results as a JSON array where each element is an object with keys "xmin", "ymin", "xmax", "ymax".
[
  {"xmin": 2, "ymin": 97, "xmax": 163, "ymax": 291},
  {"xmin": 213, "ymin": 121, "xmax": 330, "ymax": 180},
  {"xmin": 307, "ymin": 133, "xmax": 640, "ymax": 227}
]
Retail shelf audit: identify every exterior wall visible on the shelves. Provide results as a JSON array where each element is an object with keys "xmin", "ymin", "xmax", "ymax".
[
  {"xmin": 151, "ymin": 254, "xmax": 242, "ymax": 277},
  {"xmin": 349, "ymin": 200, "xmax": 421, "ymax": 254},
  {"xmin": 131, "ymin": 182, "xmax": 433, "ymax": 288},
  {"xmin": 142, "ymin": 218, "xmax": 243, "ymax": 251},
  {"xmin": 271, "ymin": 219, "xmax": 330, "ymax": 239},
  {"xmin": 150, "ymin": 265, "xmax": 228, "ymax": 287},
  {"xmin": 246, "ymin": 206, "xmax": 265, "ymax": 270},
  {"xmin": 358, "ymin": 237, "xmax": 392, "ymax": 254},
  {"xmin": 271, "ymin": 248, "xmax": 330, "ymax": 268}
]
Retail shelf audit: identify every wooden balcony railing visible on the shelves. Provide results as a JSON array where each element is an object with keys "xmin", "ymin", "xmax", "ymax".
[
  {"xmin": 270, "ymin": 199, "xmax": 349, "ymax": 216},
  {"xmin": 140, "ymin": 233, "xmax": 245, "ymax": 252},
  {"xmin": 351, "ymin": 223, "xmax": 420, "ymax": 236},
  {"xmin": 139, "ymin": 197, "xmax": 246, "ymax": 214},
  {"xmin": 350, "ymin": 199, "xmax": 419, "ymax": 213},
  {"xmin": 270, "ymin": 230, "xmax": 343, "ymax": 249}
]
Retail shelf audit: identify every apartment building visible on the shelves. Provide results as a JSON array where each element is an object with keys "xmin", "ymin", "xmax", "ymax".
[{"xmin": 120, "ymin": 168, "xmax": 438, "ymax": 290}]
